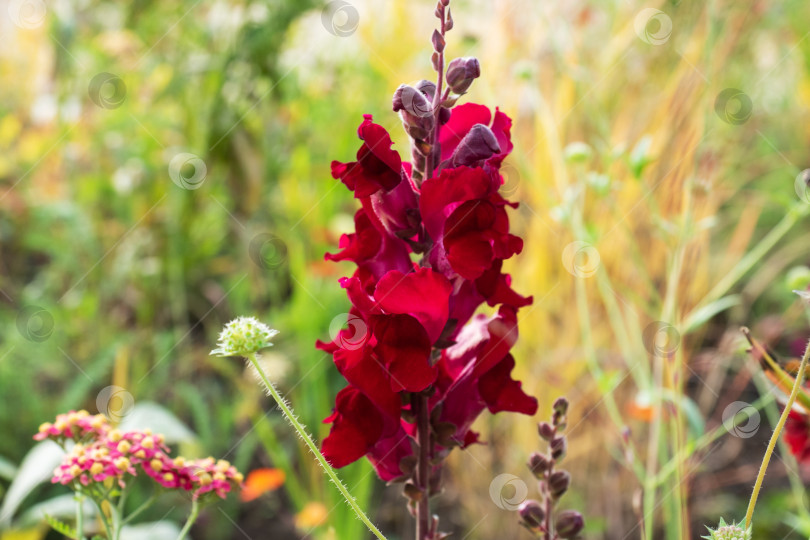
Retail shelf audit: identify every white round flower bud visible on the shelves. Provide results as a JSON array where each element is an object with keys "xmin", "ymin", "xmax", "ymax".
[{"xmin": 210, "ymin": 316, "xmax": 279, "ymax": 357}]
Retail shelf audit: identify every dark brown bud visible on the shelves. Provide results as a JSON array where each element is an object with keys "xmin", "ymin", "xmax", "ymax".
[
  {"xmin": 527, "ymin": 452, "xmax": 551, "ymax": 478},
  {"xmin": 445, "ymin": 57, "xmax": 480, "ymax": 94},
  {"xmin": 556, "ymin": 510, "xmax": 585, "ymax": 538},
  {"xmin": 548, "ymin": 470, "xmax": 571, "ymax": 499},
  {"xmin": 403, "ymin": 480, "xmax": 423, "ymax": 502},
  {"xmin": 432, "ymin": 52, "xmax": 440, "ymax": 71},
  {"xmin": 550, "ymin": 436, "xmax": 567, "ymax": 460},
  {"xmin": 445, "ymin": 8, "xmax": 453, "ymax": 30},
  {"xmin": 450, "ymin": 124, "xmax": 500, "ymax": 166},
  {"xmin": 538, "ymin": 422, "xmax": 555, "ymax": 441},
  {"xmin": 518, "ymin": 500, "xmax": 545, "ymax": 532},
  {"xmin": 432, "ymin": 29, "xmax": 445, "ymax": 53}
]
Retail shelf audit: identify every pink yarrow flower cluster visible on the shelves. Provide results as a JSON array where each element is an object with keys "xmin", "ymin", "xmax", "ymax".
[{"xmin": 36, "ymin": 410, "xmax": 243, "ymax": 500}]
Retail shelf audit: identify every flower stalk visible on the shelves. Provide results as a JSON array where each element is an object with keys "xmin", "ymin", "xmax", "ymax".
[
  {"xmin": 744, "ymin": 338, "xmax": 810, "ymax": 528},
  {"xmin": 246, "ymin": 352, "xmax": 388, "ymax": 540}
]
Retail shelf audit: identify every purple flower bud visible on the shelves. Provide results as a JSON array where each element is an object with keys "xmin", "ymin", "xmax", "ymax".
[
  {"xmin": 450, "ymin": 124, "xmax": 500, "ymax": 166},
  {"xmin": 393, "ymin": 84, "xmax": 435, "ymax": 138},
  {"xmin": 548, "ymin": 470, "xmax": 571, "ymax": 499},
  {"xmin": 518, "ymin": 500, "xmax": 545, "ymax": 532},
  {"xmin": 556, "ymin": 510, "xmax": 585, "ymax": 539},
  {"xmin": 445, "ymin": 57, "xmax": 480, "ymax": 94},
  {"xmin": 416, "ymin": 80, "xmax": 437, "ymax": 102},
  {"xmin": 432, "ymin": 29, "xmax": 445, "ymax": 53},
  {"xmin": 527, "ymin": 452, "xmax": 551, "ymax": 478},
  {"xmin": 553, "ymin": 397, "xmax": 569, "ymax": 416},
  {"xmin": 538, "ymin": 422, "xmax": 555, "ymax": 441},
  {"xmin": 550, "ymin": 436, "xmax": 567, "ymax": 460},
  {"xmin": 393, "ymin": 85, "xmax": 433, "ymax": 119}
]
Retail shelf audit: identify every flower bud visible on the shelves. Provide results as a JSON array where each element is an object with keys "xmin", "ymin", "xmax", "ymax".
[
  {"xmin": 527, "ymin": 452, "xmax": 551, "ymax": 478},
  {"xmin": 446, "ymin": 57, "xmax": 480, "ymax": 94},
  {"xmin": 550, "ymin": 436, "xmax": 567, "ymax": 460},
  {"xmin": 393, "ymin": 84, "xmax": 435, "ymax": 139},
  {"xmin": 553, "ymin": 397, "xmax": 569, "ymax": 416},
  {"xmin": 518, "ymin": 500, "xmax": 545, "ymax": 532},
  {"xmin": 210, "ymin": 317, "xmax": 279, "ymax": 357},
  {"xmin": 555, "ymin": 510, "xmax": 584, "ymax": 539},
  {"xmin": 538, "ymin": 422, "xmax": 555, "ymax": 441},
  {"xmin": 393, "ymin": 85, "xmax": 433, "ymax": 119},
  {"xmin": 548, "ymin": 470, "xmax": 571, "ymax": 499},
  {"xmin": 432, "ymin": 29, "xmax": 445, "ymax": 53},
  {"xmin": 415, "ymin": 80, "xmax": 436, "ymax": 102},
  {"xmin": 450, "ymin": 124, "xmax": 500, "ymax": 167}
]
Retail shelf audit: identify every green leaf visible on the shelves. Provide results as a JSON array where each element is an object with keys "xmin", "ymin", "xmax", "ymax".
[
  {"xmin": 629, "ymin": 135, "xmax": 653, "ymax": 178},
  {"xmin": 43, "ymin": 514, "xmax": 77, "ymax": 539},
  {"xmin": 120, "ymin": 521, "xmax": 182, "ymax": 540},
  {"xmin": 118, "ymin": 402, "xmax": 196, "ymax": 444},
  {"xmin": 0, "ymin": 456, "xmax": 17, "ymax": 481},
  {"xmin": 19, "ymin": 495, "xmax": 95, "ymax": 528},
  {"xmin": 682, "ymin": 295, "xmax": 742, "ymax": 334},
  {"xmin": 0, "ymin": 442, "xmax": 65, "ymax": 528}
]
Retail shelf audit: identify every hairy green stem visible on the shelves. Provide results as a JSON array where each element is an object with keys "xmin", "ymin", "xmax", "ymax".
[
  {"xmin": 745, "ymin": 339, "xmax": 810, "ymax": 528},
  {"xmin": 246, "ymin": 353, "xmax": 387, "ymax": 540}
]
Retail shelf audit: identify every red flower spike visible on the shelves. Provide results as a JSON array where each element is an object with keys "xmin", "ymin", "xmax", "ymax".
[{"xmin": 320, "ymin": 101, "xmax": 535, "ymax": 482}]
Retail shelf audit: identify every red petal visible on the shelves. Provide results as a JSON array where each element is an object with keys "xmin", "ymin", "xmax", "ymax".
[
  {"xmin": 373, "ymin": 314, "xmax": 436, "ymax": 392},
  {"xmin": 478, "ymin": 354, "xmax": 538, "ymax": 415},
  {"xmin": 321, "ymin": 387, "xmax": 384, "ymax": 468},
  {"xmin": 439, "ymin": 104, "xmax": 492, "ymax": 162},
  {"xmin": 374, "ymin": 267, "xmax": 452, "ymax": 343}
]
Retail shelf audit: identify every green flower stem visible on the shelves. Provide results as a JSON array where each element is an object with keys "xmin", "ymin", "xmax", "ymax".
[
  {"xmin": 176, "ymin": 499, "xmax": 199, "ymax": 540},
  {"xmin": 121, "ymin": 492, "xmax": 157, "ymax": 525},
  {"xmin": 744, "ymin": 339, "xmax": 810, "ymax": 528},
  {"xmin": 246, "ymin": 353, "xmax": 387, "ymax": 540},
  {"xmin": 89, "ymin": 498, "xmax": 114, "ymax": 540},
  {"xmin": 75, "ymin": 491, "xmax": 85, "ymax": 540}
]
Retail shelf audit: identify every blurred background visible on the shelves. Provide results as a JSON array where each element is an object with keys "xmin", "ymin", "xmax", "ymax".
[{"xmin": 2, "ymin": 0, "xmax": 810, "ymax": 538}]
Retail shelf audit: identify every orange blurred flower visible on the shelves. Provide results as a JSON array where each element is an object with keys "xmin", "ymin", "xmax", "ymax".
[
  {"xmin": 239, "ymin": 468, "xmax": 285, "ymax": 502},
  {"xmin": 295, "ymin": 501, "xmax": 329, "ymax": 530}
]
